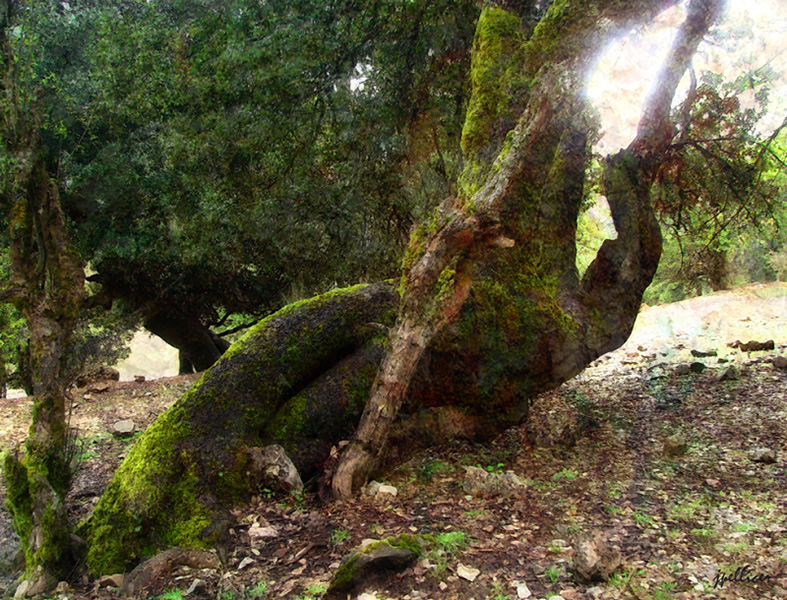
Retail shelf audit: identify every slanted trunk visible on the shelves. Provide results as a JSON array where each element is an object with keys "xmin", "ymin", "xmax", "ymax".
[
  {"xmin": 83, "ymin": 0, "xmax": 725, "ymax": 574},
  {"xmin": 144, "ymin": 308, "xmax": 230, "ymax": 373}
]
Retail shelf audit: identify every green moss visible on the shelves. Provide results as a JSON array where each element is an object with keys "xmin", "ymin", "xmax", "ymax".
[
  {"xmin": 459, "ymin": 7, "xmax": 527, "ymax": 199},
  {"xmin": 329, "ymin": 534, "xmax": 425, "ymax": 592}
]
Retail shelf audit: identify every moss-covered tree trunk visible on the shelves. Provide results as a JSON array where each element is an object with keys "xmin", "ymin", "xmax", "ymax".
[
  {"xmin": 1, "ymin": 156, "xmax": 86, "ymax": 588},
  {"xmin": 82, "ymin": 0, "xmax": 724, "ymax": 574}
]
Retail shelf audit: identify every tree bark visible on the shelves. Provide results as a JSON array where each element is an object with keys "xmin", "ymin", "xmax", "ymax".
[{"xmin": 144, "ymin": 308, "xmax": 229, "ymax": 373}]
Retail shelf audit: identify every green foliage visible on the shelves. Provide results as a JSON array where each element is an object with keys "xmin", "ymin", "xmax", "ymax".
[
  {"xmin": 158, "ymin": 589, "xmax": 185, "ymax": 600},
  {"xmin": 330, "ymin": 528, "xmax": 351, "ymax": 546},
  {"xmin": 246, "ymin": 581, "xmax": 268, "ymax": 598}
]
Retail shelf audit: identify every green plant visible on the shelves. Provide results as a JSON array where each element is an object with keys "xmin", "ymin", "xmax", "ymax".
[
  {"xmin": 246, "ymin": 581, "xmax": 268, "ymax": 598},
  {"xmin": 330, "ymin": 528, "xmax": 351, "ymax": 546},
  {"xmin": 605, "ymin": 505, "xmax": 623, "ymax": 514},
  {"xmin": 545, "ymin": 565, "xmax": 562, "ymax": 584},
  {"xmin": 634, "ymin": 511, "xmax": 656, "ymax": 528},
  {"xmin": 732, "ymin": 522, "xmax": 754, "ymax": 532},
  {"xmin": 477, "ymin": 462, "xmax": 504, "ymax": 474},
  {"xmin": 552, "ymin": 468, "xmax": 578, "ymax": 482},
  {"xmin": 549, "ymin": 541, "xmax": 564, "ymax": 554},
  {"xmin": 158, "ymin": 589, "xmax": 184, "ymax": 600},
  {"xmin": 464, "ymin": 508, "xmax": 484, "ymax": 517},
  {"xmin": 654, "ymin": 581, "xmax": 677, "ymax": 600},
  {"xmin": 434, "ymin": 530, "xmax": 468, "ymax": 553},
  {"xmin": 294, "ymin": 583, "xmax": 328, "ymax": 599}
]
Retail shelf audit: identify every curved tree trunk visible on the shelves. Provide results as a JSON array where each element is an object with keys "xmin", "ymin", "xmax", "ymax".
[
  {"xmin": 82, "ymin": 0, "xmax": 725, "ymax": 575},
  {"xmin": 144, "ymin": 308, "xmax": 229, "ymax": 374}
]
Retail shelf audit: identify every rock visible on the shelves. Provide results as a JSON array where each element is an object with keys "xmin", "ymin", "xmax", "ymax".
[
  {"xmin": 185, "ymin": 579, "xmax": 207, "ymax": 596},
  {"xmin": 586, "ymin": 586, "xmax": 604, "ymax": 598},
  {"xmin": 111, "ymin": 420, "xmax": 136, "ymax": 437},
  {"xmin": 664, "ymin": 434, "xmax": 688, "ymax": 458},
  {"xmin": 463, "ymin": 466, "xmax": 526, "ymax": 498},
  {"xmin": 748, "ymin": 447, "xmax": 777, "ymax": 464},
  {"xmin": 364, "ymin": 481, "xmax": 382, "ymax": 496},
  {"xmin": 773, "ymin": 356, "xmax": 787, "ymax": 369},
  {"xmin": 328, "ymin": 534, "xmax": 421, "ymax": 593},
  {"xmin": 13, "ymin": 580, "xmax": 30, "ymax": 599},
  {"xmin": 55, "ymin": 581, "xmax": 69, "ymax": 594},
  {"xmin": 728, "ymin": 339, "xmax": 775, "ymax": 352},
  {"xmin": 238, "ymin": 556, "xmax": 255, "ymax": 570},
  {"xmin": 673, "ymin": 364, "xmax": 691, "ymax": 376},
  {"xmin": 456, "ymin": 564, "xmax": 480, "ymax": 581},
  {"xmin": 134, "ymin": 374, "xmax": 146, "ymax": 383},
  {"xmin": 689, "ymin": 362, "xmax": 706, "ymax": 373},
  {"xmin": 691, "ymin": 349, "xmax": 717, "ymax": 357},
  {"xmin": 516, "ymin": 581, "xmax": 532, "ymax": 598},
  {"xmin": 357, "ymin": 594, "xmax": 378, "ymax": 600},
  {"xmin": 377, "ymin": 484, "xmax": 398, "ymax": 497},
  {"xmin": 122, "ymin": 548, "xmax": 219, "ymax": 596},
  {"xmin": 247, "ymin": 445, "xmax": 303, "ymax": 493},
  {"xmin": 97, "ymin": 574, "xmax": 124, "ymax": 588},
  {"xmin": 716, "ymin": 366, "xmax": 738, "ymax": 382},
  {"xmin": 572, "ymin": 533, "xmax": 621, "ymax": 582},
  {"xmin": 248, "ymin": 522, "xmax": 279, "ymax": 540},
  {"xmin": 76, "ymin": 366, "xmax": 120, "ymax": 387}
]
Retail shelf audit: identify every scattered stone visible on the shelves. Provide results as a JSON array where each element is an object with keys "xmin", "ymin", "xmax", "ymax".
[
  {"xmin": 673, "ymin": 364, "xmax": 691, "ymax": 376},
  {"xmin": 586, "ymin": 586, "xmax": 604, "ymax": 598},
  {"xmin": 728, "ymin": 339, "xmax": 775, "ymax": 352},
  {"xmin": 691, "ymin": 349, "xmax": 717, "ymax": 358},
  {"xmin": 13, "ymin": 580, "xmax": 30, "ymax": 599},
  {"xmin": 748, "ymin": 447, "xmax": 777, "ymax": 464},
  {"xmin": 663, "ymin": 434, "xmax": 688, "ymax": 458},
  {"xmin": 463, "ymin": 466, "xmax": 526, "ymax": 498},
  {"xmin": 237, "ymin": 556, "xmax": 255, "ymax": 570},
  {"xmin": 689, "ymin": 362, "xmax": 706, "ymax": 373},
  {"xmin": 185, "ymin": 579, "xmax": 207, "ymax": 596},
  {"xmin": 88, "ymin": 382, "xmax": 111, "ymax": 394},
  {"xmin": 456, "ymin": 564, "xmax": 480, "ymax": 582},
  {"xmin": 55, "ymin": 581, "xmax": 69, "ymax": 594},
  {"xmin": 773, "ymin": 356, "xmax": 787, "ymax": 369},
  {"xmin": 111, "ymin": 420, "xmax": 136, "ymax": 437},
  {"xmin": 122, "ymin": 548, "xmax": 219, "ymax": 596},
  {"xmin": 134, "ymin": 375, "xmax": 146, "ymax": 383},
  {"xmin": 248, "ymin": 522, "xmax": 279, "ymax": 540},
  {"xmin": 247, "ymin": 444, "xmax": 303, "ymax": 493},
  {"xmin": 516, "ymin": 581, "xmax": 532, "ymax": 599},
  {"xmin": 572, "ymin": 533, "xmax": 621, "ymax": 582},
  {"xmin": 377, "ymin": 484, "xmax": 398, "ymax": 497},
  {"xmin": 328, "ymin": 534, "xmax": 421, "ymax": 593},
  {"xmin": 716, "ymin": 366, "xmax": 738, "ymax": 382},
  {"xmin": 357, "ymin": 594, "xmax": 378, "ymax": 600},
  {"xmin": 364, "ymin": 481, "xmax": 382, "ymax": 496},
  {"xmin": 97, "ymin": 574, "xmax": 124, "ymax": 588},
  {"xmin": 76, "ymin": 366, "xmax": 120, "ymax": 387}
]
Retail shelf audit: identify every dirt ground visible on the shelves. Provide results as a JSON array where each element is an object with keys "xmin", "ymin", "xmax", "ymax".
[{"xmin": 1, "ymin": 283, "xmax": 786, "ymax": 600}]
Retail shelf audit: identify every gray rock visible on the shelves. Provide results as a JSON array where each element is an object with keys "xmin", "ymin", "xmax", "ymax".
[
  {"xmin": 329, "ymin": 535, "xmax": 421, "ymax": 593},
  {"xmin": 185, "ymin": 579, "xmax": 207, "ymax": 596},
  {"xmin": 673, "ymin": 364, "xmax": 691, "ymax": 376},
  {"xmin": 773, "ymin": 356, "xmax": 787, "ymax": 370},
  {"xmin": 111, "ymin": 420, "xmax": 136, "ymax": 436},
  {"xmin": 572, "ymin": 533, "xmax": 621, "ymax": 582},
  {"xmin": 238, "ymin": 556, "xmax": 255, "ymax": 570},
  {"xmin": 463, "ymin": 466, "xmax": 526, "ymax": 498},
  {"xmin": 717, "ymin": 366, "xmax": 738, "ymax": 382},
  {"xmin": 749, "ymin": 447, "xmax": 777, "ymax": 464},
  {"xmin": 247, "ymin": 444, "xmax": 303, "ymax": 493},
  {"xmin": 691, "ymin": 349, "xmax": 717, "ymax": 358},
  {"xmin": 689, "ymin": 362, "xmax": 706, "ymax": 373},
  {"xmin": 664, "ymin": 434, "xmax": 688, "ymax": 458}
]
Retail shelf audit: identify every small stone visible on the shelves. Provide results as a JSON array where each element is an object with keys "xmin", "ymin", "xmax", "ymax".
[
  {"xmin": 691, "ymin": 349, "xmax": 717, "ymax": 358},
  {"xmin": 717, "ymin": 366, "xmax": 738, "ymax": 382},
  {"xmin": 439, "ymin": 582, "xmax": 448, "ymax": 591},
  {"xmin": 14, "ymin": 580, "xmax": 30, "ymax": 599},
  {"xmin": 248, "ymin": 523, "xmax": 279, "ymax": 540},
  {"xmin": 586, "ymin": 586, "xmax": 604, "ymax": 598},
  {"xmin": 88, "ymin": 382, "xmax": 111, "ymax": 394},
  {"xmin": 97, "ymin": 574, "xmax": 124, "ymax": 588},
  {"xmin": 749, "ymin": 447, "xmax": 777, "ymax": 464},
  {"xmin": 55, "ymin": 581, "xmax": 69, "ymax": 594},
  {"xmin": 377, "ymin": 484, "xmax": 398, "ymax": 497},
  {"xmin": 572, "ymin": 533, "xmax": 621, "ymax": 582},
  {"xmin": 185, "ymin": 579, "xmax": 207, "ymax": 596},
  {"xmin": 237, "ymin": 557, "xmax": 254, "ymax": 570},
  {"xmin": 516, "ymin": 581, "xmax": 532, "ymax": 598},
  {"xmin": 247, "ymin": 445, "xmax": 303, "ymax": 493},
  {"xmin": 689, "ymin": 362, "xmax": 706, "ymax": 373},
  {"xmin": 111, "ymin": 420, "xmax": 135, "ymax": 437},
  {"xmin": 773, "ymin": 356, "xmax": 787, "ymax": 369},
  {"xmin": 663, "ymin": 434, "xmax": 688, "ymax": 458},
  {"xmin": 673, "ymin": 364, "xmax": 691, "ymax": 376},
  {"xmin": 456, "ymin": 564, "xmax": 480, "ymax": 582},
  {"xmin": 134, "ymin": 375, "xmax": 146, "ymax": 383},
  {"xmin": 364, "ymin": 481, "xmax": 382, "ymax": 496},
  {"xmin": 358, "ymin": 594, "xmax": 377, "ymax": 600}
]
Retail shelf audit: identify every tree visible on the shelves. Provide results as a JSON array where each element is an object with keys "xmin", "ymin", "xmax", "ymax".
[
  {"xmin": 80, "ymin": 0, "xmax": 727, "ymax": 575},
  {"xmin": 0, "ymin": 0, "xmax": 92, "ymax": 587}
]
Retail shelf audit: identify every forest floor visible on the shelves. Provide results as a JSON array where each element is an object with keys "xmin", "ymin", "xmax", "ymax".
[{"xmin": 1, "ymin": 282, "xmax": 787, "ymax": 600}]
